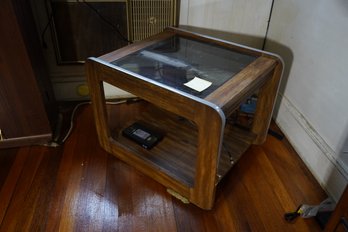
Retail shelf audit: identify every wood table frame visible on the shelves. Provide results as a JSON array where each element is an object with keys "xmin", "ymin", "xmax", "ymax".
[{"xmin": 86, "ymin": 27, "xmax": 283, "ymax": 210}]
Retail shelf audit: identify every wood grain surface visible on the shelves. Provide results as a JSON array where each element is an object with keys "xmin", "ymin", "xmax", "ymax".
[
  {"xmin": 0, "ymin": 0, "xmax": 53, "ymax": 148},
  {"xmin": 0, "ymin": 105, "xmax": 326, "ymax": 231}
]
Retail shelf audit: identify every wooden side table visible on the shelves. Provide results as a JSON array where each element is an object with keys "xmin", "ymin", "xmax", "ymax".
[{"xmin": 86, "ymin": 27, "xmax": 283, "ymax": 210}]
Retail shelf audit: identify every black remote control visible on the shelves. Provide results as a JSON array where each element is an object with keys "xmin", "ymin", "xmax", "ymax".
[{"xmin": 122, "ymin": 122, "xmax": 164, "ymax": 149}]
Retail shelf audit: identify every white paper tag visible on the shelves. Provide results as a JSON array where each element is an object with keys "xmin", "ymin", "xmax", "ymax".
[{"xmin": 184, "ymin": 77, "xmax": 212, "ymax": 92}]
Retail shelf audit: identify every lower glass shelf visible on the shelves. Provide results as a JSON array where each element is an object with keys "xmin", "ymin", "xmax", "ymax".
[{"xmin": 105, "ymin": 100, "xmax": 256, "ymax": 187}]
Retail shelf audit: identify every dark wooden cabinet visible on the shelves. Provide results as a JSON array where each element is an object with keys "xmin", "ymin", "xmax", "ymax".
[{"xmin": 0, "ymin": 0, "xmax": 56, "ymax": 148}]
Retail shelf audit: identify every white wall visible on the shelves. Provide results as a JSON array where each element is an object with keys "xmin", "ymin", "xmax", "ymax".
[
  {"xmin": 265, "ymin": 0, "xmax": 348, "ymax": 200},
  {"xmin": 180, "ymin": 0, "xmax": 272, "ymax": 36},
  {"xmin": 179, "ymin": 0, "xmax": 273, "ymax": 48}
]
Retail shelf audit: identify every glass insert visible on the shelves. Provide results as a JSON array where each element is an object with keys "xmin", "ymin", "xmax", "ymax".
[{"xmin": 111, "ymin": 35, "xmax": 258, "ymax": 98}]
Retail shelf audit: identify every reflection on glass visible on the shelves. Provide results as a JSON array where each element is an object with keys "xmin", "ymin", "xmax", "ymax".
[{"xmin": 111, "ymin": 35, "xmax": 258, "ymax": 98}]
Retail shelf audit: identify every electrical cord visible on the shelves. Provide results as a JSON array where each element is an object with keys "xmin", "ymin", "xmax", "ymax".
[
  {"xmin": 59, "ymin": 101, "xmax": 91, "ymax": 143},
  {"xmin": 222, "ymin": 142, "xmax": 234, "ymax": 165},
  {"xmin": 40, "ymin": 0, "xmax": 131, "ymax": 49},
  {"xmin": 41, "ymin": 6, "xmax": 54, "ymax": 49},
  {"xmin": 44, "ymin": 98, "xmax": 139, "ymax": 147},
  {"xmin": 79, "ymin": 0, "xmax": 131, "ymax": 43}
]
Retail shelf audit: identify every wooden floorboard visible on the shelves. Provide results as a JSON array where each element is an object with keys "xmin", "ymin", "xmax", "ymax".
[{"xmin": 0, "ymin": 105, "xmax": 327, "ymax": 231}]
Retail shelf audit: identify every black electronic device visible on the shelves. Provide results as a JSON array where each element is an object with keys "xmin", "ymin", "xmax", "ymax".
[{"xmin": 122, "ymin": 122, "xmax": 164, "ymax": 149}]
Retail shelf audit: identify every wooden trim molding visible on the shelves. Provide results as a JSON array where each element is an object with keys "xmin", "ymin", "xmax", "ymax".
[{"xmin": 0, "ymin": 134, "xmax": 52, "ymax": 149}]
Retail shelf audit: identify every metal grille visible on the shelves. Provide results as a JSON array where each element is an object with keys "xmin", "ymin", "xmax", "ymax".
[{"xmin": 128, "ymin": 0, "xmax": 177, "ymax": 42}]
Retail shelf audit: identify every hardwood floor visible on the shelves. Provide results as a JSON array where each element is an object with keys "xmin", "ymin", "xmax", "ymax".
[{"xmin": 0, "ymin": 105, "xmax": 327, "ymax": 231}]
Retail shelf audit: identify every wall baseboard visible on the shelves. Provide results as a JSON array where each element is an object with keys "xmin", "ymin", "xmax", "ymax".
[
  {"xmin": 275, "ymin": 94, "xmax": 348, "ymax": 201},
  {"xmin": 0, "ymin": 133, "xmax": 52, "ymax": 149}
]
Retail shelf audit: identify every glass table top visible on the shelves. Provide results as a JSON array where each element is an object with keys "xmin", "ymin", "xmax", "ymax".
[{"xmin": 111, "ymin": 35, "xmax": 258, "ymax": 98}]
